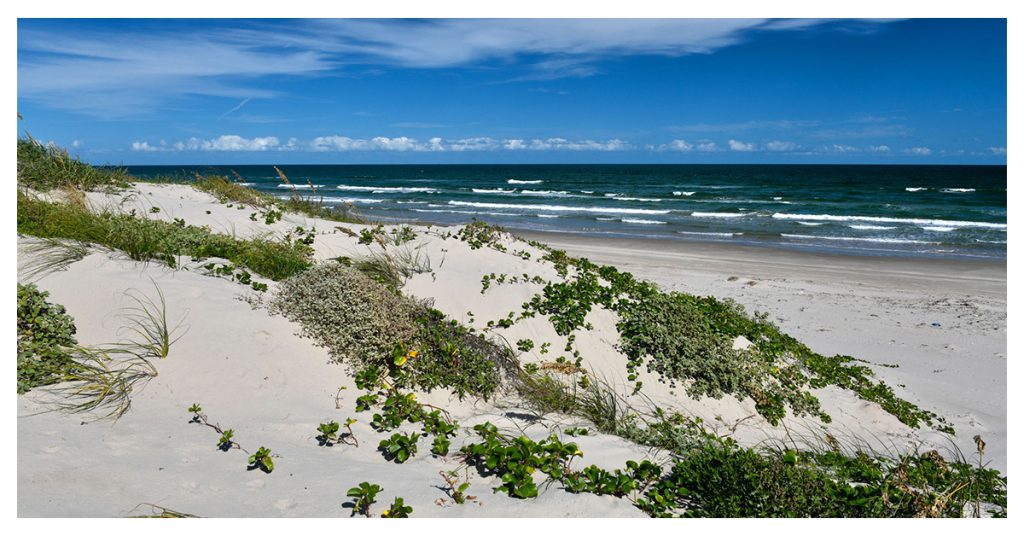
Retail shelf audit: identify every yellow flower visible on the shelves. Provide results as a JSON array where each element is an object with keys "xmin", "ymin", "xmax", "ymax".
[
  {"xmin": 409, "ymin": 350, "xmax": 418, "ymax": 359},
  {"xmin": 381, "ymin": 509, "xmax": 390, "ymax": 517}
]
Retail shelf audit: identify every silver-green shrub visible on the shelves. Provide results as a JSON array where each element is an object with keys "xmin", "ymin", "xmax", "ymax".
[{"xmin": 270, "ymin": 262, "xmax": 418, "ymax": 369}]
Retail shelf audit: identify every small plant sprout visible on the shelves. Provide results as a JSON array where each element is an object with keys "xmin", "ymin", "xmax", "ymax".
[
  {"xmin": 378, "ymin": 432, "xmax": 421, "ymax": 463},
  {"xmin": 316, "ymin": 421, "xmax": 341, "ymax": 446},
  {"xmin": 380, "ymin": 497, "xmax": 413, "ymax": 518},
  {"xmin": 440, "ymin": 470, "xmax": 476, "ymax": 505},
  {"xmin": 347, "ymin": 482, "xmax": 382, "ymax": 517},
  {"xmin": 187, "ymin": 403, "xmax": 251, "ymax": 458},
  {"xmin": 217, "ymin": 429, "xmax": 236, "ymax": 451},
  {"xmin": 248, "ymin": 447, "xmax": 274, "ymax": 473}
]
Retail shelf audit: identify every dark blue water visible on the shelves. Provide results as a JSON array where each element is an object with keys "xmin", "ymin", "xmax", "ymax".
[{"xmin": 123, "ymin": 164, "xmax": 1007, "ymax": 259}]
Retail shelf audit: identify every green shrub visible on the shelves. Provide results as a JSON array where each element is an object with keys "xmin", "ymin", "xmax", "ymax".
[
  {"xmin": 270, "ymin": 262, "xmax": 419, "ymax": 370},
  {"xmin": 404, "ymin": 308, "xmax": 505, "ymax": 399},
  {"xmin": 617, "ymin": 291, "xmax": 747, "ymax": 398},
  {"xmin": 17, "ymin": 283, "xmax": 78, "ymax": 393}
]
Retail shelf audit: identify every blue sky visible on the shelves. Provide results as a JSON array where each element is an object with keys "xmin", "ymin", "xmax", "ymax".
[{"xmin": 17, "ymin": 18, "xmax": 1007, "ymax": 165}]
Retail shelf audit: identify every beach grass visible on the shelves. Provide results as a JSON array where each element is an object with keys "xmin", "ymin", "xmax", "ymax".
[
  {"xmin": 17, "ymin": 136, "xmax": 131, "ymax": 191},
  {"xmin": 17, "ymin": 191, "xmax": 313, "ymax": 280}
]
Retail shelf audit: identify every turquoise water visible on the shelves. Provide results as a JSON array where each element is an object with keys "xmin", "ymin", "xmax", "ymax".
[{"xmin": 124, "ymin": 164, "xmax": 1007, "ymax": 259}]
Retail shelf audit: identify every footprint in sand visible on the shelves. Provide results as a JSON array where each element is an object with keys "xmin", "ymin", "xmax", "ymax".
[
  {"xmin": 245, "ymin": 478, "xmax": 266, "ymax": 489},
  {"xmin": 274, "ymin": 499, "xmax": 297, "ymax": 511}
]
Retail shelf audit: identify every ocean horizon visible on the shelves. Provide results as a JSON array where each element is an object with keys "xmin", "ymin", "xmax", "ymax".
[{"xmin": 124, "ymin": 163, "xmax": 1008, "ymax": 259}]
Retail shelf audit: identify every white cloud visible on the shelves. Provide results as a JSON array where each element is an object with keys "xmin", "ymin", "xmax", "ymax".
[
  {"xmin": 449, "ymin": 137, "xmax": 500, "ymax": 152},
  {"xmin": 131, "ymin": 141, "xmax": 161, "ymax": 152},
  {"xmin": 989, "ymin": 146, "xmax": 1007, "ymax": 155},
  {"xmin": 658, "ymin": 139, "xmax": 694, "ymax": 152},
  {"xmin": 504, "ymin": 139, "xmax": 527, "ymax": 150},
  {"xmin": 519, "ymin": 138, "xmax": 629, "ymax": 151},
  {"xmin": 695, "ymin": 141, "xmax": 719, "ymax": 152},
  {"xmin": 826, "ymin": 144, "xmax": 860, "ymax": 153},
  {"xmin": 135, "ymin": 135, "xmax": 279, "ymax": 151},
  {"xmin": 905, "ymin": 147, "xmax": 932, "ymax": 156},
  {"xmin": 249, "ymin": 135, "xmax": 633, "ymax": 153},
  {"xmin": 869, "ymin": 145, "xmax": 891, "ymax": 152},
  {"xmin": 764, "ymin": 140, "xmax": 797, "ymax": 152},
  {"xmin": 187, "ymin": 135, "xmax": 280, "ymax": 151},
  {"xmin": 70, "ymin": 139, "xmax": 82, "ymax": 149},
  {"xmin": 728, "ymin": 139, "xmax": 757, "ymax": 152}
]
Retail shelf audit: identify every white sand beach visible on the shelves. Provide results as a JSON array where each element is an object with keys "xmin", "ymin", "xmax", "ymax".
[{"xmin": 17, "ymin": 183, "xmax": 1007, "ymax": 517}]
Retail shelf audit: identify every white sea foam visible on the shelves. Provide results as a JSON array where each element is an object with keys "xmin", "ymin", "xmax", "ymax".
[
  {"xmin": 673, "ymin": 191, "xmax": 696, "ymax": 196},
  {"xmin": 690, "ymin": 211, "xmax": 747, "ymax": 218},
  {"xmin": 772, "ymin": 212, "xmax": 1006, "ymax": 230},
  {"xmin": 337, "ymin": 185, "xmax": 437, "ymax": 193},
  {"xmin": 279, "ymin": 195, "xmax": 383, "ymax": 204},
  {"xmin": 471, "ymin": 188, "xmax": 515, "ymax": 193},
  {"xmin": 410, "ymin": 208, "xmax": 519, "ymax": 217},
  {"xmin": 613, "ymin": 197, "xmax": 662, "ymax": 202},
  {"xmin": 922, "ymin": 226, "xmax": 955, "ymax": 232},
  {"xmin": 236, "ymin": 182, "xmax": 254, "ymax": 186},
  {"xmin": 446, "ymin": 200, "xmax": 670, "ymax": 215},
  {"xmin": 848, "ymin": 224, "xmax": 896, "ymax": 230},
  {"xmin": 941, "ymin": 188, "xmax": 976, "ymax": 193},
  {"xmin": 507, "ymin": 179, "xmax": 543, "ymax": 184},
  {"xmin": 276, "ymin": 184, "xmax": 325, "ymax": 189},
  {"xmin": 796, "ymin": 221, "xmax": 824, "ymax": 226},
  {"xmin": 905, "ymin": 187, "xmax": 929, "ymax": 192},
  {"xmin": 536, "ymin": 214, "xmax": 560, "ymax": 219},
  {"xmin": 782, "ymin": 234, "xmax": 936, "ymax": 245},
  {"xmin": 621, "ymin": 218, "xmax": 668, "ymax": 225},
  {"xmin": 396, "ymin": 200, "xmax": 429, "ymax": 204},
  {"xmin": 581, "ymin": 190, "xmax": 595, "ymax": 194},
  {"xmin": 518, "ymin": 189, "xmax": 574, "ymax": 197},
  {"xmin": 677, "ymin": 231, "xmax": 737, "ymax": 238},
  {"xmin": 595, "ymin": 217, "xmax": 617, "ymax": 221}
]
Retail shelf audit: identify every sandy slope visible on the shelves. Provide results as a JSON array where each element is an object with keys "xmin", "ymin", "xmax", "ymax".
[{"xmin": 17, "ymin": 183, "xmax": 1007, "ymax": 516}]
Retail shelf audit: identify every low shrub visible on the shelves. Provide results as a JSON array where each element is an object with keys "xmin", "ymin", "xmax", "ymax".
[
  {"xmin": 269, "ymin": 262, "xmax": 419, "ymax": 369},
  {"xmin": 17, "ymin": 283, "xmax": 78, "ymax": 393}
]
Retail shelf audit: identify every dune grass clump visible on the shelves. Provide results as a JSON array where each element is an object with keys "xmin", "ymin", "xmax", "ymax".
[
  {"xmin": 193, "ymin": 174, "xmax": 271, "ymax": 208},
  {"xmin": 17, "ymin": 283, "xmax": 79, "ymax": 394},
  {"xmin": 18, "ymin": 237, "xmax": 93, "ymax": 282},
  {"xmin": 18, "ymin": 191, "xmax": 312, "ymax": 280},
  {"xmin": 17, "ymin": 136, "xmax": 131, "ymax": 192}
]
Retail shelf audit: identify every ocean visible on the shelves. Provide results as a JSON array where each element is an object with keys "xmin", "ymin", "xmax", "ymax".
[{"xmin": 124, "ymin": 164, "xmax": 1007, "ymax": 259}]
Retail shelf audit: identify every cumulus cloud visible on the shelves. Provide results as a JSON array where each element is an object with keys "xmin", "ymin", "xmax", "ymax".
[
  {"xmin": 657, "ymin": 139, "xmax": 694, "ymax": 152},
  {"xmin": 905, "ymin": 146, "xmax": 932, "ymax": 156},
  {"xmin": 869, "ymin": 145, "xmax": 891, "ymax": 152},
  {"xmin": 822, "ymin": 144, "xmax": 860, "ymax": 153},
  {"xmin": 145, "ymin": 134, "xmax": 634, "ymax": 153},
  {"xmin": 764, "ymin": 140, "xmax": 797, "ymax": 152},
  {"xmin": 989, "ymin": 146, "xmax": 1007, "ymax": 155},
  {"xmin": 131, "ymin": 141, "xmax": 163, "ymax": 152},
  {"xmin": 695, "ymin": 141, "xmax": 719, "ymax": 152},
  {"xmin": 728, "ymin": 139, "xmax": 757, "ymax": 152}
]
